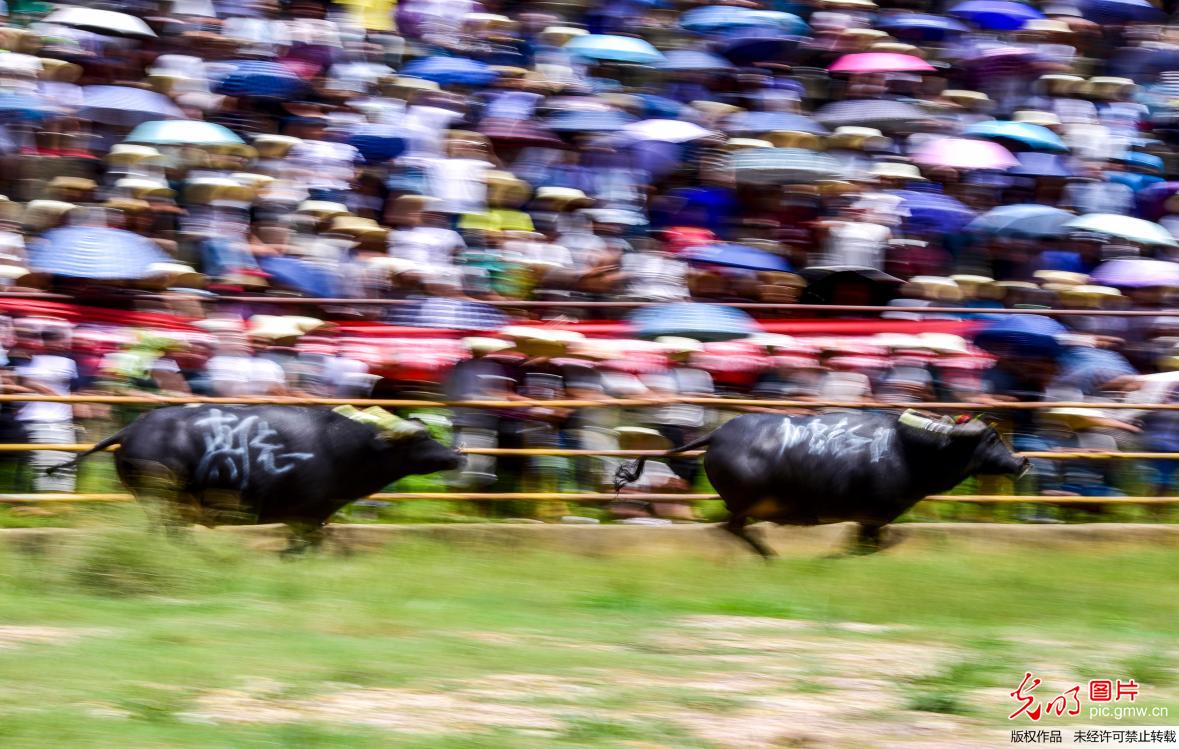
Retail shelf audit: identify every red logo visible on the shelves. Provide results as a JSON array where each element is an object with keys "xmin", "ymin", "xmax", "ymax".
[{"xmin": 1010, "ymin": 672, "xmax": 1140, "ymax": 721}]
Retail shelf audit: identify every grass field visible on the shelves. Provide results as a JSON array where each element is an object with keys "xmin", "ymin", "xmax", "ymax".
[{"xmin": 0, "ymin": 529, "xmax": 1177, "ymax": 748}]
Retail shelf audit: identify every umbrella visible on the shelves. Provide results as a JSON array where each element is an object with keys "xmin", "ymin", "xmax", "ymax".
[
  {"xmin": 214, "ymin": 60, "xmax": 308, "ymax": 99},
  {"xmin": 0, "ymin": 92, "xmax": 57, "ymax": 122},
  {"xmin": 723, "ymin": 111, "xmax": 827, "ymax": 136},
  {"xmin": 564, "ymin": 35, "xmax": 665, "ymax": 65},
  {"xmin": 967, "ymin": 204, "xmax": 1076, "ymax": 238},
  {"xmin": 1135, "ymin": 182, "xmax": 1179, "ymax": 221},
  {"xmin": 961, "ymin": 121, "xmax": 1068, "ymax": 153},
  {"xmin": 886, "ymin": 190, "xmax": 976, "ymax": 235},
  {"xmin": 948, "ymin": 0, "xmax": 1045, "ymax": 30},
  {"xmin": 547, "ymin": 110, "xmax": 637, "ymax": 132},
  {"xmin": 79, "ymin": 85, "xmax": 184, "ymax": 127},
  {"xmin": 798, "ymin": 266, "xmax": 904, "ymax": 305},
  {"xmin": 1076, "ymin": 0, "xmax": 1165, "ymax": 23},
  {"xmin": 479, "ymin": 119, "xmax": 566, "ymax": 148},
  {"xmin": 655, "ymin": 50, "xmax": 735, "ymax": 72},
  {"xmin": 681, "ymin": 6, "xmax": 808, "ymax": 34},
  {"xmin": 681, "ymin": 243, "xmax": 793, "ymax": 272},
  {"xmin": 1064, "ymin": 214, "xmax": 1179, "ymax": 247},
  {"xmin": 257, "ymin": 256, "xmax": 342, "ymax": 298},
  {"xmin": 1009, "ymin": 152, "xmax": 1076, "ymax": 178},
  {"xmin": 629, "ymin": 303, "xmax": 758, "ymax": 342},
  {"xmin": 973, "ymin": 315, "xmax": 1067, "ymax": 358},
  {"xmin": 727, "ymin": 148, "xmax": 843, "ymax": 184},
  {"xmin": 875, "ymin": 14, "xmax": 970, "ymax": 42},
  {"xmin": 813, "ymin": 100, "xmax": 931, "ymax": 132},
  {"xmin": 1092, "ymin": 258, "xmax": 1179, "ymax": 288},
  {"xmin": 345, "ymin": 124, "xmax": 406, "ymax": 162},
  {"xmin": 911, "ymin": 137, "xmax": 1019, "ymax": 170},
  {"xmin": 622, "ymin": 119, "xmax": 714, "ymax": 143},
  {"xmin": 29, "ymin": 227, "xmax": 171, "ymax": 280},
  {"xmin": 399, "ymin": 56, "xmax": 499, "ymax": 86},
  {"xmin": 828, "ymin": 53, "xmax": 936, "ymax": 74},
  {"xmin": 393, "ymin": 298, "xmax": 509, "ymax": 331},
  {"xmin": 43, "ymin": 7, "xmax": 156, "ymax": 38},
  {"xmin": 957, "ymin": 45, "xmax": 1044, "ymax": 80},
  {"xmin": 717, "ymin": 32, "xmax": 804, "ymax": 65},
  {"xmin": 125, "ymin": 120, "xmax": 245, "ymax": 146}
]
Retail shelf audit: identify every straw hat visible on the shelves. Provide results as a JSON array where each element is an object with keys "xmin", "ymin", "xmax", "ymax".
[
  {"xmin": 617, "ymin": 426, "xmax": 675, "ymax": 452},
  {"xmin": 23, "ymin": 200, "xmax": 76, "ymax": 231},
  {"xmin": 1042, "ymin": 407, "xmax": 1135, "ymax": 431},
  {"xmin": 38, "ymin": 58, "xmax": 82, "ymax": 83},
  {"xmin": 500, "ymin": 325, "xmax": 585, "ymax": 357},
  {"xmin": 143, "ymin": 261, "xmax": 205, "ymax": 289},
  {"xmin": 184, "ymin": 178, "xmax": 255, "ymax": 206},
  {"xmin": 829, "ymin": 126, "xmax": 891, "ymax": 151},
  {"xmin": 870, "ymin": 42, "xmax": 923, "ymax": 56},
  {"xmin": 765, "ymin": 131, "xmax": 824, "ymax": 150},
  {"xmin": 1038, "ymin": 74, "xmax": 1084, "ymax": 95},
  {"xmin": 47, "ymin": 177, "xmax": 96, "ymax": 199},
  {"xmin": 247, "ymin": 316, "xmax": 307, "ymax": 344},
  {"xmin": 655, "ymin": 336, "xmax": 706, "ymax": 356},
  {"xmin": 462, "ymin": 336, "xmax": 514, "ymax": 355},
  {"xmin": 295, "ymin": 200, "xmax": 350, "ymax": 218},
  {"xmin": 0, "ymin": 263, "xmax": 47, "ymax": 287},
  {"xmin": 1034, "ymin": 270, "xmax": 1089, "ymax": 286},
  {"xmin": 724, "ymin": 137, "xmax": 773, "ymax": 150},
  {"xmin": 1058, "ymin": 284, "xmax": 1123, "ymax": 308},
  {"xmin": 105, "ymin": 197, "xmax": 152, "ymax": 214},
  {"xmin": 0, "ymin": 196, "xmax": 21, "ymax": 225},
  {"xmin": 329, "ymin": 215, "xmax": 388, "ymax": 239},
  {"xmin": 950, "ymin": 274, "xmax": 995, "ymax": 288},
  {"xmin": 1021, "ymin": 19, "xmax": 1073, "ymax": 35},
  {"xmin": 115, "ymin": 177, "xmax": 175, "ymax": 200},
  {"xmin": 252, "ymin": 134, "xmax": 302, "ymax": 159},
  {"xmin": 107, "ymin": 144, "xmax": 164, "ymax": 166},
  {"xmin": 1013, "ymin": 110, "xmax": 1063, "ymax": 127},
  {"xmin": 485, "ymin": 170, "xmax": 532, "ymax": 208},
  {"xmin": 533, "ymin": 187, "xmax": 594, "ymax": 209},
  {"xmin": 869, "ymin": 161, "xmax": 925, "ymax": 181},
  {"xmin": 907, "ymin": 276, "xmax": 963, "ymax": 301},
  {"xmin": 539, "ymin": 26, "xmax": 587, "ymax": 47},
  {"xmin": 693, "ymin": 100, "xmax": 744, "ymax": 118},
  {"xmin": 918, "ymin": 332, "xmax": 971, "ymax": 355},
  {"xmin": 1086, "ymin": 76, "xmax": 1136, "ymax": 99}
]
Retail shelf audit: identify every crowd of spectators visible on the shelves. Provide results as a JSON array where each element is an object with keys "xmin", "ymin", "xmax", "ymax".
[{"xmin": 1, "ymin": 0, "xmax": 1179, "ymax": 520}]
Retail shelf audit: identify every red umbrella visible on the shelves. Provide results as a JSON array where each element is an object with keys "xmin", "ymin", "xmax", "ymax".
[{"xmin": 828, "ymin": 52, "xmax": 936, "ymax": 74}]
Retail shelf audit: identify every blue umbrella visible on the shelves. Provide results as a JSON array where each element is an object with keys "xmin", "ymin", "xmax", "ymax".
[
  {"xmin": 257, "ymin": 256, "xmax": 342, "ymax": 298},
  {"xmin": 973, "ymin": 315, "xmax": 1068, "ymax": 359},
  {"xmin": 399, "ymin": 56, "xmax": 499, "ymax": 86},
  {"xmin": 723, "ymin": 111, "xmax": 827, "ymax": 135},
  {"xmin": 345, "ymin": 123, "xmax": 406, "ymax": 162},
  {"xmin": 0, "ymin": 92, "xmax": 56, "ymax": 122},
  {"xmin": 1009, "ymin": 152, "xmax": 1076, "ymax": 178},
  {"xmin": 961, "ymin": 120, "xmax": 1069, "ymax": 153},
  {"xmin": 546, "ymin": 109, "xmax": 638, "ymax": 132},
  {"xmin": 79, "ymin": 85, "xmax": 184, "ymax": 127},
  {"xmin": 213, "ymin": 60, "xmax": 307, "ymax": 99},
  {"xmin": 886, "ymin": 189, "xmax": 976, "ymax": 235},
  {"xmin": 875, "ymin": 13, "xmax": 970, "ymax": 42},
  {"xmin": 717, "ymin": 31, "xmax": 804, "ymax": 65},
  {"xmin": 629, "ymin": 303, "xmax": 758, "ymax": 342},
  {"xmin": 564, "ymin": 34, "xmax": 665, "ymax": 65},
  {"xmin": 656, "ymin": 49, "xmax": 735, "ymax": 72},
  {"xmin": 393, "ymin": 297, "xmax": 508, "ymax": 331},
  {"xmin": 1092, "ymin": 258, "xmax": 1179, "ymax": 288},
  {"xmin": 682, "ymin": 243, "xmax": 793, "ymax": 272},
  {"xmin": 966, "ymin": 204, "xmax": 1075, "ymax": 238},
  {"xmin": 681, "ymin": 6, "xmax": 808, "ymax": 34},
  {"xmin": 1076, "ymin": 0, "xmax": 1165, "ymax": 22},
  {"xmin": 29, "ymin": 227, "xmax": 170, "ymax": 280},
  {"xmin": 948, "ymin": 0, "xmax": 1045, "ymax": 30},
  {"xmin": 636, "ymin": 94, "xmax": 687, "ymax": 119},
  {"xmin": 125, "ymin": 120, "xmax": 245, "ymax": 146}
]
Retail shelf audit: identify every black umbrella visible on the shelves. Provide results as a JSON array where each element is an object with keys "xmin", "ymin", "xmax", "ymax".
[{"xmin": 798, "ymin": 266, "xmax": 904, "ymax": 305}]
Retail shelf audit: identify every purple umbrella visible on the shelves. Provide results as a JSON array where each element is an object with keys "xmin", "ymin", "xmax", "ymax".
[
  {"xmin": 1092, "ymin": 258, "xmax": 1179, "ymax": 289},
  {"xmin": 1135, "ymin": 182, "xmax": 1179, "ymax": 221},
  {"xmin": 948, "ymin": 0, "xmax": 1045, "ymax": 30}
]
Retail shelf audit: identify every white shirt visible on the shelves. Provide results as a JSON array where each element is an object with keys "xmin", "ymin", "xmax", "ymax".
[
  {"xmin": 17, "ymin": 354, "xmax": 77, "ymax": 423},
  {"xmin": 426, "ymin": 157, "xmax": 493, "ymax": 214},
  {"xmin": 206, "ymin": 355, "xmax": 286, "ymax": 397},
  {"xmin": 284, "ymin": 140, "xmax": 363, "ymax": 192},
  {"xmin": 820, "ymin": 221, "xmax": 890, "ymax": 269}
]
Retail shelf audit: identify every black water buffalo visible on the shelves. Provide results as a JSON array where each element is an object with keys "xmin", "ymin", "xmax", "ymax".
[
  {"xmin": 55, "ymin": 405, "xmax": 463, "ymax": 551},
  {"xmin": 614, "ymin": 410, "xmax": 1028, "ymax": 557}
]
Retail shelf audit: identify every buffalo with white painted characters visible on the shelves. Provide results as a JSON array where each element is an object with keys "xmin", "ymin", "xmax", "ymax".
[
  {"xmin": 614, "ymin": 410, "xmax": 1028, "ymax": 557},
  {"xmin": 53, "ymin": 405, "xmax": 463, "ymax": 552}
]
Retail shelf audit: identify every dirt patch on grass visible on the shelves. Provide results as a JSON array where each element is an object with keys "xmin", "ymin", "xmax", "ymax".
[{"xmin": 0, "ymin": 625, "xmax": 102, "ymax": 650}]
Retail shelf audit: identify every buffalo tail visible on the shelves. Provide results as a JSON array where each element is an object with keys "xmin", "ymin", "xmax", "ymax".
[
  {"xmin": 45, "ymin": 429, "xmax": 126, "ymax": 477},
  {"xmin": 611, "ymin": 433, "xmax": 713, "ymax": 494}
]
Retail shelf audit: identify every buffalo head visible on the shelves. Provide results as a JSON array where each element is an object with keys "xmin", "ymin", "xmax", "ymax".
[{"xmin": 898, "ymin": 411, "xmax": 1029, "ymax": 477}]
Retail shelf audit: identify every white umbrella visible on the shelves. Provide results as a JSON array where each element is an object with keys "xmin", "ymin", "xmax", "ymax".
[
  {"xmin": 1064, "ymin": 213, "xmax": 1179, "ymax": 247},
  {"xmin": 622, "ymin": 119, "xmax": 714, "ymax": 143},
  {"xmin": 43, "ymin": 7, "xmax": 157, "ymax": 38}
]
